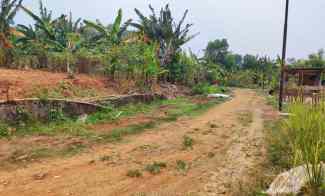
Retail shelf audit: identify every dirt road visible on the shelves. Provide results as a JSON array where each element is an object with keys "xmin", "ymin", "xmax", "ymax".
[{"xmin": 0, "ymin": 89, "xmax": 276, "ymax": 196}]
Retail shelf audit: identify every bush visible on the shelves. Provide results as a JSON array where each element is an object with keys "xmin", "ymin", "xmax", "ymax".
[
  {"xmin": 226, "ymin": 70, "xmax": 256, "ymax": 88},
  {"xmin": 191, "ymin": 83, "xmax": 227, "ymax": 95}
]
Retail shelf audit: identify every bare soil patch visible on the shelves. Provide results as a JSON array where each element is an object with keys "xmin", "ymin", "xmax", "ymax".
[{"xmin": 0, "ymin": 68, "xmax": 113, "ymax": 100}]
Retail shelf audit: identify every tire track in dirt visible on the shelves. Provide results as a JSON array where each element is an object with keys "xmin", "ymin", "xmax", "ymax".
[{"xmin": 0, "ymin": 89, "xmax": 275, "ymax": 196}]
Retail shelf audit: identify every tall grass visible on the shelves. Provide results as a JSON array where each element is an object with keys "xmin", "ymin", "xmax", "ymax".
[{"xmin": 283, "ymin": 102, "xmax": 325, "ymax": 194}]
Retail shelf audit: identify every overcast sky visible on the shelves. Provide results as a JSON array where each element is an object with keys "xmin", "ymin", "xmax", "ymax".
[{"xmin": 15, "ymin": 0, "xmax": 325, "ymax": 59}]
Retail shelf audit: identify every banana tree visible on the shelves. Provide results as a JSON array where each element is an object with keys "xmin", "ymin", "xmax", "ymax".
[
  {"xmin": 20, "ymin": 4, "xmax": 83, "ymax": 76},
  {"xmin": 83, "ymin": 9, "xmax": 132, "ymax": 46},
  {"xmin": 0, "ymin": 0, "xmax": 23, "ymax": 48},
  {"xmin": 20, "ymin": 5, "xmax": 56, "ymax": 43},
  {"xmin": 131, "ymin": 4, "xmax": 198, "ymax": 68}
]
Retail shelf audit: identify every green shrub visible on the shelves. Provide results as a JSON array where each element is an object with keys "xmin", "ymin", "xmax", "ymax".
[
  {"xmin": 85, "ymin": 107, "xmax": 115, "ymax": 124},
  {"xmin": 0, "ymin": 123, "xmax": 9, "ymax": 138},
  {"xmin": 191, "ymin": 83, "xmax": 227, "ymax": 95}
]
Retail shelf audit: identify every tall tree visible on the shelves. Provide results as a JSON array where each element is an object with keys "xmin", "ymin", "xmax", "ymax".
[
  {"xmin": 307, "ymin": 49, "xmax": 325, "ymax": 68},
  {"xmin": 204, "ymin": 39, "xmax": 229, "ymax": 65}
]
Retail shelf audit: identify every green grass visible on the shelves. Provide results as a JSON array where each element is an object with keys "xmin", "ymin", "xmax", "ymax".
[
  {"xmin": 29, "ymin": 81, "xmax": 100, "ymax": 99},
  {"xmin": 262, "ymin": 103, "xmax": 325, "ymax": 195},
  {"xmin": 284, "ymin": 103, "xmax": 325, "ymax": 194},
  {"xmin": 1, "ymin": 96, "xmax": 228, "ymax": 165},
  {"xmin": 7, "ymin": 143, "xmax": 86, "ymax": 164},
  {"xmin": 96, "ymin": 122, "xmax": 157, "ymax": 142},
  {"xmin": 191, "ymin": 83, "xmax": 229, "ymax": 95},
  {"xmin": 11, "ymin": 97, "xmax": 224, "ymax": 139}
]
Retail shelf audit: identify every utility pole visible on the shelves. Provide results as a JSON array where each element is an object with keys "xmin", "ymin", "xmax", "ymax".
[{"xmin": 279, "ymin": 0, "xmax": 290, "ymax": 111}]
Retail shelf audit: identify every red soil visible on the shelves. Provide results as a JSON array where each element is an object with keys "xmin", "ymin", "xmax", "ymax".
[{"xmin": 0, "ymin": 68, "xmax": 116, "ymax": 100}]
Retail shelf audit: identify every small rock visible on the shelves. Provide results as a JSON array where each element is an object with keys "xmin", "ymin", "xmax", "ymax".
[
  {"xmin": 16, "ymin": 155, "xmax": 29, "ymax": 161},
  {"xmin": 33, "ymin": 172, "xmax": 48, "ymax": 180},
  {"xmin": 88, "ymin": 160, "xmax": 96, "ymax": 165},
  {"xmin": 267, "ymin": 164, "xmax": 325, "ymax": 195},
  {"xmin": 77, "ymin": 114, "xmax": 88, "ymax": 123},
  {"xmin": 0, "ymin": 180, "xmax": 9, "ymax": 186}
]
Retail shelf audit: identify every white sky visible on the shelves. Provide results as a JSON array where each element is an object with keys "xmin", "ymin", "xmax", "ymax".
[{"xmin": 15, "ymin": 0, "xmax": 325, "ymax": 59}]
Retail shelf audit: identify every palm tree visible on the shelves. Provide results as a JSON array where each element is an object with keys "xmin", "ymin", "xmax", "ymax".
[
  {"xmin": 83, "ymin": 9, "xmax": 132, "ymax": 46},
  {"xmin": 131, "ymin": 4, "xmax": 198, "ymax": 67}
]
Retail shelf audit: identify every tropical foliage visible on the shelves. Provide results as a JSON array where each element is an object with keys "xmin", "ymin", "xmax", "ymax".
[
  {"xmin": 0, "ymin": 0, "xmax": 22, "ymax": 66},
  {"xmin": 1, "ymin": 0, "xmax": 324, "ymax": 92}
]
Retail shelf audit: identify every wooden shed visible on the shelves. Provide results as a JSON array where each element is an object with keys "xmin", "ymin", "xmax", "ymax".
[{"xmin": 284, "ymin": 67, "xmax": 325, "ymax": 103}]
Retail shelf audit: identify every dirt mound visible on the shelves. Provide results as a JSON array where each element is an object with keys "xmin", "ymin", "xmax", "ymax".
[
  {"xmin": 0, "ymin": 69, "xmax": 189, "ymax": 101},
  {"xmin": 0, "ymin": 68, "xmax": 116, "ymax": 100}
]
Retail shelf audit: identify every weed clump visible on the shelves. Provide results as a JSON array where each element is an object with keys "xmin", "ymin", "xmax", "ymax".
[
  {"xmin": 127, "ymin": 169, "xmax": 143, "ymax": 178},
  {"xmin": 183, "ymin": 135, "xmax": 194, "ymax": 150},
  {"xmin": 145, "ymin": 162, "xmax": 167, "ymax": 174},
  {"xmin": 176, "ymin": 160, "xmax": 189, "ymax": 174}
]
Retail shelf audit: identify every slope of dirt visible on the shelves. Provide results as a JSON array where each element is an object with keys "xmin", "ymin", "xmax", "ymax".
[
  {"xmin": 0, "ymin": 89, "xmax": 278, "ymax": 196},
  {"xmin": 0, "ymin": 68, "xmax": 115, "ymax": 100},
  {"xmin": 0, "ymin": 68, "xmax": 190, "ymax": 100}
]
